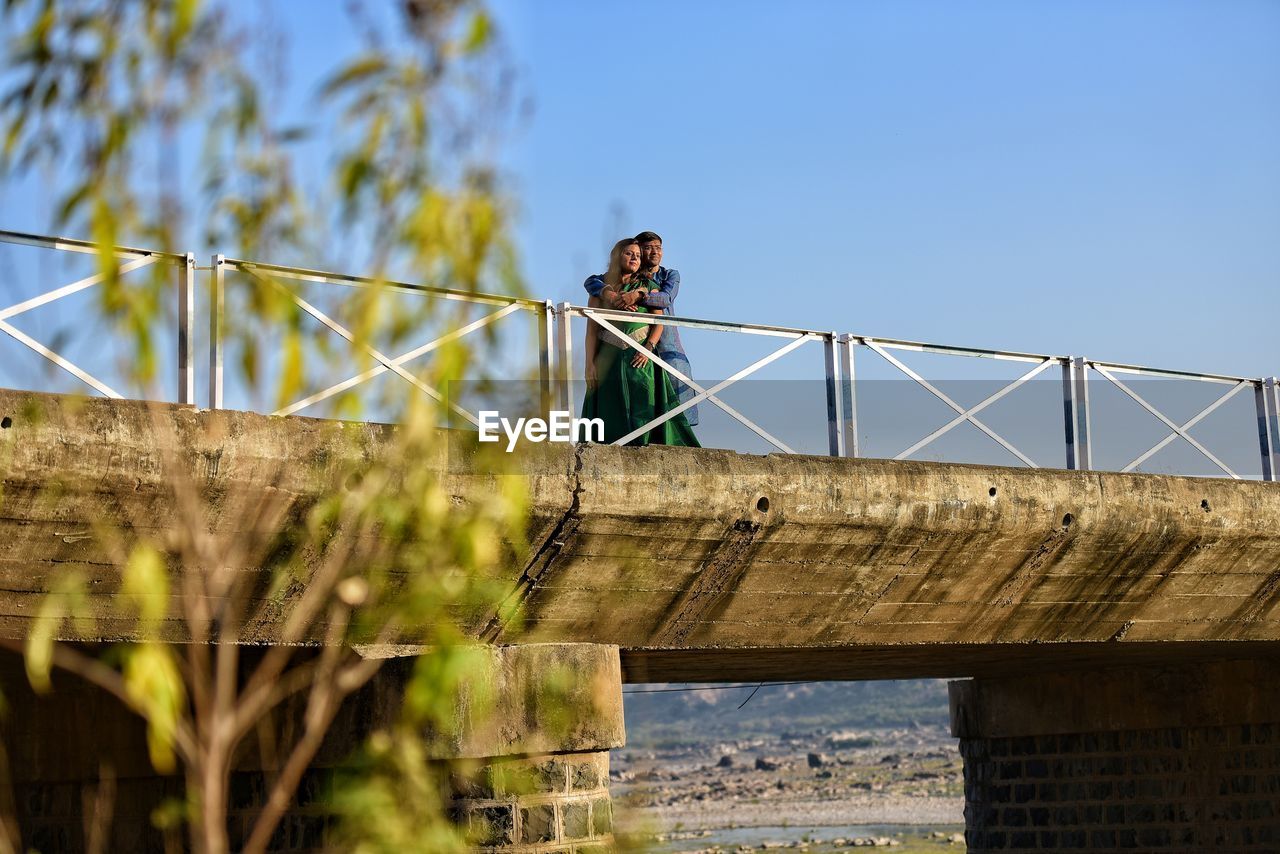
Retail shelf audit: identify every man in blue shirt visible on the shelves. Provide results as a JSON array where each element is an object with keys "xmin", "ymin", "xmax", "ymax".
[{"xmin": 583, "ymin": 230, "xmax": 698, "ymax": 424}]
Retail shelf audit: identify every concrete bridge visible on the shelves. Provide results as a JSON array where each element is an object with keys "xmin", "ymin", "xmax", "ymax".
[{"xmin": 2, "ymin": 388, "xmax": 1279, "ymax": 851}]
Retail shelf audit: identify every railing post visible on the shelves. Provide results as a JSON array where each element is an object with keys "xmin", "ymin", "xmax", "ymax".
[
  {"xmin": 1063, "ymin": 356, "xmax": 1091, "ymax": 470},
  {"xmin": 1258, "ymin": 377, "xmax": 1280, "ymax": 482},
  {"xmin": 1271, "ymin": 378, "xmax": 1280, "ymax": 481},
  {"xmin": 177, "ymin": 253, "xmax": 195, "ymax": 405},
  {"xmin": 1062, "ymin": 359, "xmax": 1076, "ymax": 469},
  {"xmin": 553, "ymin": 302, "xmax": 573, "ymax": 414},
  {"xmin": 536, "ymin": 300, "xmax": 554, "ymax": 418},
  {"xmin": 209, "ymin": 254, "xmax": 225, "ymax": 409},
  {"xmin": 824, "ymin": 332, "xmax": 845, "ymax": 457},
  {"xmin": 840, "ymin": 334, "xmax": 860, "ymax": 458}
]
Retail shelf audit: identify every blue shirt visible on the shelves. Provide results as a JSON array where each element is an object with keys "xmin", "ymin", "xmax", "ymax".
[{"xmin": 582, "ymin": 266, "xmax": 685, "ymax": 360}]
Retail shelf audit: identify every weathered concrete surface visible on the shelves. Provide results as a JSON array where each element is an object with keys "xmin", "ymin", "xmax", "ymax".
[{"xmin": 2, "ymin": 389, "xmax": 1279, "ymax": 681}]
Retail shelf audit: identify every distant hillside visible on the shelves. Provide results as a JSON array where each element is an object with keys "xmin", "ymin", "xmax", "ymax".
[{"xmin": 621, "ymin": 679, "xmax": 951, "ymax": 748}]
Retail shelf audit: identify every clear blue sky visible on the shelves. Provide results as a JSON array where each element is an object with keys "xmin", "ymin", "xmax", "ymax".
[
  {"xmin": 496, "ymin": 0, "xmax": 1278, "ymax": 378},
  {"xmin": 3, "ymin": 0, "xmax": 1277, "ymax": 467}
]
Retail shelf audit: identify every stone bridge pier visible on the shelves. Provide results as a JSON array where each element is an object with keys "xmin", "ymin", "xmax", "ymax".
[
  {"xmin": 1, "ymin": 642, "xmax": 624, "ymax": 853},
  {"xmin": 949, "ymin": 659, "xmax": 1280, "ymax": 852}
]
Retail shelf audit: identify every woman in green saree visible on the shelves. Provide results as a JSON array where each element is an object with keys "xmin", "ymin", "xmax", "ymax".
[{"xmin": 582, "ymin": 238, "xmax": 700, "ymax": 447}]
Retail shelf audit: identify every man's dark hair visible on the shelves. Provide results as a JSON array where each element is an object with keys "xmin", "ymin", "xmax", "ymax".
[{"xmin": 634, "ymin": 230, "xmax": 662, "ymax": 244}]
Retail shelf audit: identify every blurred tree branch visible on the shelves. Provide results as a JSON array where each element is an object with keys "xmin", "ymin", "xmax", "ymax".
[{"xmin": 0, "ymin": 1, "xmax": 530, "ymax": 852}]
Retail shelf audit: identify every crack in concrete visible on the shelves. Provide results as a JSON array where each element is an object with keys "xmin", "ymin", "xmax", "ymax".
[
  {"xmin": 1226, "ymin": 565, "xmax": 1280, "ymax": 628},
  {"xmin": 1109, "ymin": 619, "xmax": 1134, "ymax": 641},
  {"xmin": 992, "ymin": 527, "xmax": 1068, "ymax": 607},
  {"xmin": 481, "ymin": 443, "xmax": 585, "ymax": 641},
  {"xmin": 651, "ymin": 517, "xmax": 763, "ymax": 647},
  {"xmin": 854, "ymin": 571, "xmax": 902, "ymax": 626}
]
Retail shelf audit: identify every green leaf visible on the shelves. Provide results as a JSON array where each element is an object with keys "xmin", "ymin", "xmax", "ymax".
[
  {"xmin": 462, "ymin": 12, "xmax": 491, "ymax": 53},
  {"xmin": 24, "ymin": 571, "xmax": 87, "ymax": 693},
  {"xmin": 25, "ymin": 595, "xmax": 64, "ymax": 694},
  {"xmin": 173, "ymin": 0, "xmax": 198, "ymax": 44},
  {"xmin": 276, "ymin": 327, "xmax": 303, "ymax": 411},
  {"xmin": 122, "ymin": 543, "xmax": 169, "ymax": 625},
  {"xmin": 123, "ymin": 644, "xmax": 186, "ymax": 773},
  {"xmin": 55, "ymin": 183, "xmax": 91, "ymax": 225},
  {"xmin": 321, "ymin": 55, "xmax": 388, "ymax": 98}
]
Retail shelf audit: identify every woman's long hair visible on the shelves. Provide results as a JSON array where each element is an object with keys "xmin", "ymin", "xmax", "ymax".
[{"xmin": 603, "ymin": 238, "xmax": 639, "ymax": 289}]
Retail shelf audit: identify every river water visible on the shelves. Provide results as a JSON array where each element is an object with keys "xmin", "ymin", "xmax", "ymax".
[{"xmin": 642, "ymin": 823, "xmax": 966, "ymax": 852}]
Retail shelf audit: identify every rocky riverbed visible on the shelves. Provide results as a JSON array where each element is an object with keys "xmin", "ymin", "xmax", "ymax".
[{"xmin": 612, "ymin": 724, "xmax": 965, "ymax": 852}]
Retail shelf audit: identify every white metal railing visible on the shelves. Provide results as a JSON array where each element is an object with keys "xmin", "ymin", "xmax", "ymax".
[
  {"xmin": 209, "ymin": 256, "xmax": 551, "ymax": 423},
  {"xmin": 2, "ymin": 228, "xmax": 1278, "ymax": 481},
  {"xmin": 852, "ymin": 336, "xmax": 1058, "ymax": 467},
  {"xmin": 0, "ymin": 229, "xmax": 195, "ymax": 402},
  {"xmin": 558, "ymin": 303, "xmax": 827, "ymax": 454},
  {"xmin": 554, "ymin": 303, "xmax": 1279, "ymax": 480}
]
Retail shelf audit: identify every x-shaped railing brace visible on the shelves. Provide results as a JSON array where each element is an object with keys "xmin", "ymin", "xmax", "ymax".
[
  {"xmin": 1091, "ymin": 364, "xmax": 1245, "ymax": 479},
  {"xmin": 244, "ymin": 268, "xmax": 521, "ymax": 425},
  {"xmin": 861, "ymin": 339, "xmax": 1047, "ymax": 467},
  {"xmin": 584, "ymin": 309, "xmax": 816, "ymax": 453},
  {"xmin": 0, "ymin": 255, "xmax": 160, "ymax": 398}
]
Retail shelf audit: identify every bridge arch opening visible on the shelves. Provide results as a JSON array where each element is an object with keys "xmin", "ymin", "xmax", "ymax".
[{"xmin": 613, "ymin": 678, "xmax": 963, "ymax": 850}]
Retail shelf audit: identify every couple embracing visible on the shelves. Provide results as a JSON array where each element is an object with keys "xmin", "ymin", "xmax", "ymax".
[{"xmin": 580, "ymin": 231, "xmax": 700, "ymax": 448}]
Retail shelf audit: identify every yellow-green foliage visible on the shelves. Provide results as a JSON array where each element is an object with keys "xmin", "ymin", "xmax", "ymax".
[{"xmin": 1, "ymin": 1, "xmax": 533, "ymax": 852}]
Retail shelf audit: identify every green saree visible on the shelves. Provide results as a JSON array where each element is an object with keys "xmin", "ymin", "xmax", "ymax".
[{"xmin": 582, "ymin": 279, "xmax": 700, "ymax": 447}]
